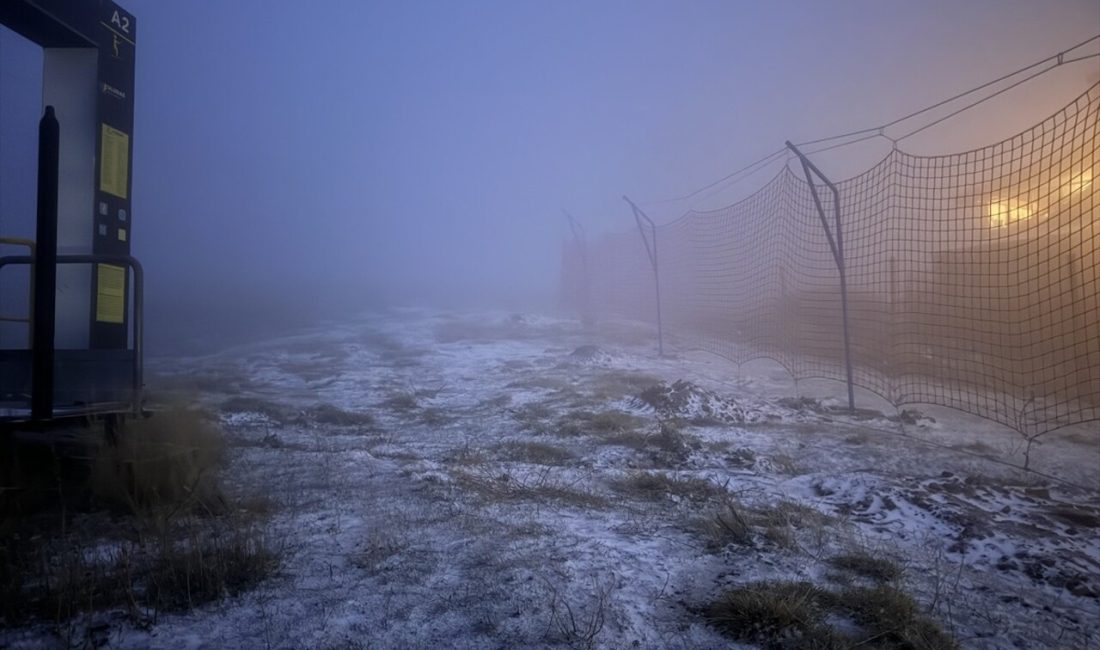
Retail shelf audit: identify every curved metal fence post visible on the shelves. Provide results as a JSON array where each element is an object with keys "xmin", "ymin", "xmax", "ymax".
[
  {"xmin": 622, "ymin": 196, "xmax": 664, "ymax": 356},
  {"xmin": 785, "ymin": 141, "xmax": 855, "ymax": 412}
]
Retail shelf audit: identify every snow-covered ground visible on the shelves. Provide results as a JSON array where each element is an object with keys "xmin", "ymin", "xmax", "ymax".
[{"xmin": 5, "ymin": 308, "xmax": 1098, "ymax": 648}]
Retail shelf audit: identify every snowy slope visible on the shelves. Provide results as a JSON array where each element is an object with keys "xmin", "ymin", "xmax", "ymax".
[{"xmin": 5, "ymin": 308, "xmax": 1097, "ymax": 649}]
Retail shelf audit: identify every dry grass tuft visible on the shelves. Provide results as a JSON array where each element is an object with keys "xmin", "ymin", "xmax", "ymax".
[
  {"xmin": 828, "ymin": 552, "xmax": 903, "ymax": 583},
  {"xmin": 601, "ymin": 430, "xmax": 651, "ymax": 451},
  {"xmin": 91, "ymin": 407, "xmax": 226, "ymax": 513},
  {"xmin": 588, "ymin": 410, "xmax": 643, "ymax": 434},
  {"xmin": 542, "ymin": 574, "xmax": 614, "ymax": 648},
  {"xmin": 693, "ymin": 498, "xmax": 756, "ymax": 549},
  {"xmin": 306, "ymin": 403, "xmax": 375, "ymax": 427},
  {"xmin": 610, "ymin": 471, "xmax": 722, "ymax": 504},
  {"xmin": 826, "ymin": 585, "xmax": 958, "ymax": 649},
  {"xmin": 452, "ymin": 468, "xmax": 608, "ymax": 510},
  {"xmin": 588, "ymin": 370, "xmax": 663, "ymax": 400},
  {"xmin": 445, "ymin": 443, "xmax": 490, "ymax": 466},
  {"xmin": 495, "ymin": 441, "xmax": 578, "ymax": 466},
  {"xmin": 351, "ymin": 532, "xmax": 409, "ymax": 575},
  {"xmin": 142, "ymin": 520, "xmax": 279, "ymax": 612},
  {"xmin": 647, "ymin": 421, "xmax": 702, "ymax": 460},
  {"xmin": 757, "ymin": 500, "xmax": 832, "ymax": 547},
  {"xmin": 381, "ymin": 392, "xmax": 419, "ymax": 412},
  {"xmin": 707, "ymin": 581, "xmax": 842, "ymax": 649},
  {"xmin": 419, "ymin": 407, "xmax": 455, "ymax": 426},
  {"xmin": 2, "ymin": 409, "xmax": 280, "ymax": 628},
  {"xmin": 554, "ymin": 410, "xmax": 642, "ymax": 437},
  {"xmin": 3, "ymin": 517, "xmax": 279, "ymax": 624},
  {"xmin": 598, "ymin": 422, "xmax": 702, "ymax": 468},
  {"xmin": 511, "ymin": 402, "xmax": 556, "ymax": 433},
  {"xmin": 707, "ymin": 580, "xmax": 957, "ymax": 650},
  {"xmin": 763, "ymin": 448, "xmax": 803, "ymax": 475},
  {"xmin": 692, "ymin": 497, "xmax": 833, "ymax": 552}
]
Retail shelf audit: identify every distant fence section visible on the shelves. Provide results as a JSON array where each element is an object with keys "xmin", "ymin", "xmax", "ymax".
[{"xmin": 563, "ymin": 83, "xmax": 1099, "ymax": 437}]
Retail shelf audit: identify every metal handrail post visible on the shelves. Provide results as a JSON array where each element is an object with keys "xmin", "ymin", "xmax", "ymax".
[{"xmin": 32, "ymin": 106, "xmax": 60, "ymax": 420}]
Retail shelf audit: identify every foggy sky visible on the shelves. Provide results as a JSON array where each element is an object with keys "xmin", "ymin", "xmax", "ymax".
[{"xmin": 2, "ymin": 0, "xmax": 1099, "ymax": 352}]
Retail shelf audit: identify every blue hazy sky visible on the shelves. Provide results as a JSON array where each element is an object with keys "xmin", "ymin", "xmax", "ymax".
[{"xmin": 2, "ymin": 0, "xmax": 1099, "ymax": 347}]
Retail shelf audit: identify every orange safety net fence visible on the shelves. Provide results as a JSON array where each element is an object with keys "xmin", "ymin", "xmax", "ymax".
[{"xmin": 564, "ymin": 83, "xmax": 1099, "ymax": 437}]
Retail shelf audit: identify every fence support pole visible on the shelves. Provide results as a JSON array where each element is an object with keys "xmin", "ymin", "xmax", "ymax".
[
  {"xmin": 785, "ymin": 141, "xmax": 855, "ymax": 412},
  {"xmin": 563, "ymin": 210, "xmax": 593, "ymax": 328},
  {"xmin": 622, "ymin": 196, "xmax": 664, "ymax": 356}
]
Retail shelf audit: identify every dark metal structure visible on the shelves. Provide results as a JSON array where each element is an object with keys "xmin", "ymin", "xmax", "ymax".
[
  {"xmin": 623, "ymin": 196, "xmax": 664, "ymax": 356},
  {"xmin": 785, "ymin": 141, "xmax": 855, "ymax": 412},
  {"xmin": 1, "ymin": 0, "xmax": 143, "ymax": 427}
]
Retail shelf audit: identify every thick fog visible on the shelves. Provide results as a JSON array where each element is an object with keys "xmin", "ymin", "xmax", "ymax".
[{"xmin": 1, "ymin": 0, "xmax": 1098, "ymax": 353}]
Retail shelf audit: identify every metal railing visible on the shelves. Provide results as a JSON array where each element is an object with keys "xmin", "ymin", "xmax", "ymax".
[
  {"xmin": 0, "ymin": 253, "xmax": 144, "ymax": 419},
  {"xmin": 0, "ymin": 238, "xmax": 35, "ymax": 345}
]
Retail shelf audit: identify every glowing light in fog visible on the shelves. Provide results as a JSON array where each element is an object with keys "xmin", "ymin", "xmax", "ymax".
[
  {"xmin": 988, "ymin": 199, "xmax": 1031, "ymax": 228},
  {"xmin": 1061, "ymin": 168, "xmax": 1093, "ymax": 197}
]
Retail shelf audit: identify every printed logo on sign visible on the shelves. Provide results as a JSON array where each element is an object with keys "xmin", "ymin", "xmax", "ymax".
[
  {"xmin": 110, "ymin": 10, "xmax": 131, "ymax": 34},
  {"xmin": 101, "ymin": 82, "xmax": 126, "ymax": 100}
]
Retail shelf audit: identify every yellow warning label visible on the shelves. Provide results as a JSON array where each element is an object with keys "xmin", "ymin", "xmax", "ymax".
[
  {"xmin": 99, "ymin": 124, "xmax": 129, "ymax": 199},
  {"xmin": 118, "ymin": 228, "xmax": 127, "ymax": 242},
  {"xmin": 96, "ymin": 264, "xmax": 126, "ymax": 324}
]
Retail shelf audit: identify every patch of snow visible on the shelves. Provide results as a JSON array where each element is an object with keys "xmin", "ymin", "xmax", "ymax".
[{"xmin": 7, "ymin": 309, "xmax": 1097, "ymax": 649}]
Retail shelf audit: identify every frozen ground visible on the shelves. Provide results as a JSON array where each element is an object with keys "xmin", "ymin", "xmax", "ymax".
[{"xmin": 4, "ymin": 308, "xmax": 1098, "ymax": 648}]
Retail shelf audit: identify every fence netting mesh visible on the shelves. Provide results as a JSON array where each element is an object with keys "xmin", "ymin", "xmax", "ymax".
[{"xmin": 563, "ymin": 83, "xmax": 1099, "ymax": 436}]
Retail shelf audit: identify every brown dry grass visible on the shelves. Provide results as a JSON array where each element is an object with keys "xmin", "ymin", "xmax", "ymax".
[
  {"xmin": 494, "ymin": 441, "xmax": 578, "ymax": 466},
  {"xmin": 306, "ymin": 403, "xmax": 375, "ymax": 427},
  {"xmin": 708, "ymin": 580, "xmax": 957, "ymax": 649},
  {"xmin": 692, "ymin": 497, "xmax": 834, "ymax": 552},
  {"xmin": 828, "ymin": 551, "xmax": 903, "ymax": 583},
  {"xmin": 554, "ymin": 410, "xmax": 643, "ymax": 437},
  {"xmin": 610, "ymin": 471, "xmax": 722, "ymax": 504},
  {"xmin": 2, "ymin": 407, "xmax": 280, "ymax": 629},
  {"xmin": 451, "ymin": 467, "xmax": 608, "ymax": 510},
  {"xmin": 91, "ymin": 408, "xmax": 226, "ymax": 513},
  {"xmin": 707, "ymin": 581, "xmax": 842, "ymax": 649}
]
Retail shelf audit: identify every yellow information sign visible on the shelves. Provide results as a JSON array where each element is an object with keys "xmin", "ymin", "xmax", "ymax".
[
  {"xmin": 99, "ymin": 124, "xmax": 129, "ymax": 199},
  {"xmin": 96, "ymin": 264, "xmax": 126, "ymax": 324}
]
